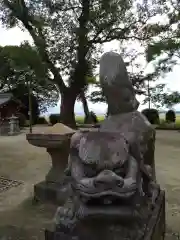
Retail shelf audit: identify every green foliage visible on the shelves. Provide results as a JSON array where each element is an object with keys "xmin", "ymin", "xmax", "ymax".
[
  {"xmin": 143, "ymin": 1, "xmax": 180, "ymax": 110},
  {"xmin": 162, "ymin": 92, "xmax": 180, "ymax": 108},
  {"xmin": 141, "ymin": 108, "xmax": 160, "ymax": 125},
  {"xmin": 9, "ymin": 85, "xmax": 40, "ymax": 123},
  {"xmin": 36, "ymin": 116, "xmax": 48, "ymax": 125},
  {"xmin": 0, "ymin": 0, "xmax": 168, "ymax": 126},
  {"xmin": 0, "ymin": 43, "xmax": 47, "ymax": 77},
  {"xmin": 16, "ymin": 112, "xmax": 27, "ymax": 127},
  {"xmin": 145, "ymin": 1, "xmax": 180, "ymax": 78},
  {"xmin": 166, "ymin": 110, "xmax": 176, "ymax": 123},
  {"xmin": 0, "ymin": 44, "xmax": 58, "ymax": 112},
  {"xmin": 143, "ymin": 84, "xmax": 180, "ymax": 109},
  {"xmin": 49, "ymin": 114, "xmax": 60, "ymax": 125},
  {"xmin": 88, "ymin": 82, "xmax": 106, "ymax": 103},
  {"xmin": 146, "ymin": 39, "xmax": 180, "ymax": 63}
]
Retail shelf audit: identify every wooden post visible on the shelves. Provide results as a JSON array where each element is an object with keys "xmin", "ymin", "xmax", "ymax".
[{"xmin": 28, "ymin": 77, "xmax": 33, "ymax": 133}]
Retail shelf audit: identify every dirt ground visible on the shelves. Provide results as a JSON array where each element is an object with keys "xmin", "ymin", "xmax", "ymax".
[{"xmin": 0, "ymin": 127, "xmax": 180, "ymax": 239}]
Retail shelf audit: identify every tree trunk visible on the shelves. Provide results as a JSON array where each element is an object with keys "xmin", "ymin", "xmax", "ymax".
[
  {"xmin": 106, "ymin": 106, "xmax": 110, "ymax": 117},
  {"xmin": 80, "ymin": 91, "xmax": 90, "ymax": 118},
  {"xmin": 60, "ymin": 88, "xmax": 77, "ymax": 128}
]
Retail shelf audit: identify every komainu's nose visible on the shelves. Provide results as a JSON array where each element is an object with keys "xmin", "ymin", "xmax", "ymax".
[{"xmin": 94, "ymin": 170, "xmax": 124, "ymax": 188}]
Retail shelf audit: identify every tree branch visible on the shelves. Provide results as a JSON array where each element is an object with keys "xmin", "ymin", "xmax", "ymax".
[
  {"xmin": 44, "ymin": 0, "xmax": 80, "ymax": 14},
  {"xmin": 3, "ymin": 0, "xmax": 67, "ymax": 93},
  {"xmin": 71, "ymin": 0, "xmax": 90, "ymax": 92},
  {"xmin": 89, "ymin": 24, "xmax": 149, "ymax": 45}
]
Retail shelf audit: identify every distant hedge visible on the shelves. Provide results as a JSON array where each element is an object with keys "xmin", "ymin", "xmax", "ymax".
[
  {"xmin": 48, "ymin": 114, "xmax": 103, "ymax": 126},
  {"xmin": 49, "ymin": 114, "xmax": 60, "ymax": 125},
  {"xmin": 141, "ymin": 108, "xmax": 160, "ymax": 125},
  {"xmin": 36, "ymin": 116, "xmax": 48, "ymax": 125},
  {"xmin": 165, "ymin": 110, "xmax": 176, "ymax": 123},
  {"xmin": 16, "ymin": 113, "xmax": 27, "ymax": 127}
]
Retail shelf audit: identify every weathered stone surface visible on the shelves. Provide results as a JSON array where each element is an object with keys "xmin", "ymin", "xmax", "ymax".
[
  {"xmin": 34, "ymin": 179, "xmax": 71, "ymax": 205},
  {"xmin": 99, "ymin": 51, "xmax": 139, "ymax": 114},
  {"xmin": 45, "ymin": 52, "xmax": 165, "ymax": 239},
  {"xmin": 26, "ymin": 124, "xmax": 75, "ymax": 204},
  {"xmin": 0, "ymin": 115, "xmax": 20, "ymax": 136},
  {"xmin": 45, "ymin": 191, "xmax": 165, "ymax": 240},
  {"xmin": 9, "ymin": 115, "xmax": 20, "ymax": 136}
]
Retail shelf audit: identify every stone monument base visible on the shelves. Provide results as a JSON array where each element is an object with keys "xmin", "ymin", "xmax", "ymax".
[
  {"xmin": 34, "ymin": 180, "xmax": 71, "ymax": 205},
  {"xmin": 45, "ymin": 190, "xmax": 165, "ymax": 240}
]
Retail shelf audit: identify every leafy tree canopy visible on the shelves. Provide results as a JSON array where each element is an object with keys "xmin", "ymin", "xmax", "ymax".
[
  {"xmin": 0, "ymin": 0, "xmax": 169, "ymax": 125},
  {"xmin": 0, "ymin": 43, "xmax": 58, "ymax": 112},
  {"xmin": 143, "ymin": 84, "xmax": 180, "ymax": 109},
  {"xmin": 146, "ymin": 1, "xmax": 180, "ymax": 73},
  {"xmin": 144, "ymin": 1, "xmax": 180, "ymax": 109}
]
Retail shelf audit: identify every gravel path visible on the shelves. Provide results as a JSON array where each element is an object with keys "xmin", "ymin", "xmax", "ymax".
[{"xmin": 0, "ymin": 129, "xmax": 179, "ymax": 239}]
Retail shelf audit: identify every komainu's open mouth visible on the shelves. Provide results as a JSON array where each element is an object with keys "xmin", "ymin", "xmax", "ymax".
[{"xmin": 72, "ymin": 182, "xmax": 137, "ymax": 200}]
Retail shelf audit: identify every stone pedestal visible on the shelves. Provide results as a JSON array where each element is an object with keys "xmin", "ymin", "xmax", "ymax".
[
  {"xmin": 45, "ymin": 191, "xmax": 165, "ymax": 240},
  {"xmin": 26, "ymin": 132, "xmax": 74, "ymax": 205}
]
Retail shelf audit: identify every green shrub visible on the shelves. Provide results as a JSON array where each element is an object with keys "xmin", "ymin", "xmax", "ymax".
[
  {"xmin": 165, "ymin": 110, "xmax": 176, "ymax": 123},
  {"xmin": 49, "ymin": 114, "xmax": 60, "ymax": 125},
  {"xmin": 16, "ymin": 113, "xmax": 27, "ymax": 127},
  {"xmin": 36, "ymin": 116, "xmax": 48, "ymax": 125},
  {"xmin": 141, "ymin": 108, "xmax": 160, "ymax": 125}
]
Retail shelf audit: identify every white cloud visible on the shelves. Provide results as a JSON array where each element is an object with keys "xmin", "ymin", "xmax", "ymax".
[
  {"xmin": 1, "ymin": 26, "xmax": 180, "ymax": 115},
  {"xmin": 0, "ymin": 26, "xmax": 32, "ymax": 46}
]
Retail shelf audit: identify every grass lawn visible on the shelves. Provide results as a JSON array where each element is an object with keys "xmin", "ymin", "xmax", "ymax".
[
  {"xmin": 174, "ymin": 115, "xmax": 180, "ymax": 125},
  {"xmin": 45, "ymin": 112, "xmax": 180, "ymax": 128},
  {"xmin": 159, "ymin": 114, "xmax": 180, "ymax": 129},
  {"xmin": 0, "ymin": 127, "xmax": 179, "ymax": 239},
  {"xmin": 75, "ymin": 115, "xmax": 105, "ymax": 124},
  {"xmin": 75, "ymin": 114, "xmax": 180, "ymax": 127}
]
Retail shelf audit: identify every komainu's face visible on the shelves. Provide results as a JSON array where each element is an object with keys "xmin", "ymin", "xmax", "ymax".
[{"xmin": 71, "ymin": 132, "xmax": 138, "ymax": 205}]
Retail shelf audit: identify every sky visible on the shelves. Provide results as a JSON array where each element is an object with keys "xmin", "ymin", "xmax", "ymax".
[{"xmin": 1, "ymin": 25, "xmax": 180, "ymax": 116}]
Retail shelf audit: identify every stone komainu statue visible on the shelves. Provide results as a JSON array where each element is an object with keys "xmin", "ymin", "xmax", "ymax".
[{"xmin": 49, "ymin": 52, "xmax": 165, "ymax": 240}]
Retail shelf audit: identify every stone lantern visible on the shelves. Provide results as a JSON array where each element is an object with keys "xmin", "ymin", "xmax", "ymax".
[{"xmin": 9, "ymin": 114, "xmax": 20, "ymax": 136}]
